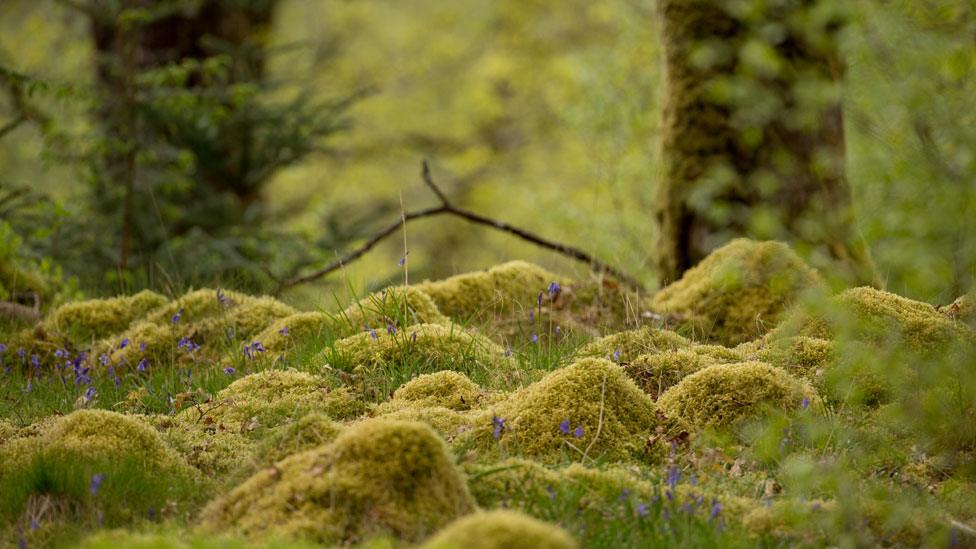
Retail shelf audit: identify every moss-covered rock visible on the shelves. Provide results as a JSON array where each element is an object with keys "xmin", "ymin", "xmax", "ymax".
[
  {"xmin": 651, "ymin": 239, "xmax": 823, "ymax": 345},
  {"xmin": 253, "ymin": 413, "xmax": 343, "ymax": 469},
  {"xmin": 781, "ymin": 286, "xmax": 972, "ymax": 351},
  {"xmin": 464, "ymin": 358, "xmax": 661, "ymax": 463},
  {"xmin": 326, "ymin": 323, "xmax": 517, "ymax": 396},
  {"xmin": 385, "ymin": 371, "xmax": 483, "ymax": 411},
  {"xmin": 658, "ymin": 362, "xmax": 819, "ymax": 430},
  {"xmin": 417, "ymin": 261, "xmax": 566, "ymax": 320},
  {"xmin": 575, "ymin": 326, "xmax": 698, "ymax": 363},
  {"xmin": 0, "ymin": 410, "xmax": 199, "ymax": 525},
  {"xmin": 624, "ymin": 350, "xmax": 721, "ymax": 399},
  {"xmin": 422, "ymin": 510, "xmax": 578, "ymax": 549},
  {"xmin": 200, "ymin": 419, "xmax": 476, "ymax": 544},
  {"xmin": 181, "ymin": 369, "xmax": 365, "ymax": 430},
  {"xmin": 41, "ymin": 290, "xmax": 169, "ymax": 344}
]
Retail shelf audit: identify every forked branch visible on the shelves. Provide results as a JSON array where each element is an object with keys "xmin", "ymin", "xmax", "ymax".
[{"xmin": 277, "ymin": 161, "xmax": 644, "ymax": 292}]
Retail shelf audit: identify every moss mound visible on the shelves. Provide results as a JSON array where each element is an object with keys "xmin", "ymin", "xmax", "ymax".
[
  {"xmin": 624, "ymin": 350, "xmax": 721, "ymax": 399},
  {"xmin": 468, "ymin": 358, "xmax": 660, "ymax": 462},
  {"xmin": 200, "ymin": 419, "xmax": 476, "ymax": 544},
  {"xmin": 739, "ymin": 336, "xmax": 835, "ymax": 382},
  {"xmin": 0, "ymin": 418, "xmax": 16, "ymax": 443},
  {"xmin": 182, "ymin": 369, "xmax": 365, "ymax": 430},
  {"xmin": 651, "ymin": 239, "xmax": 823, "ymax": 345},
  {"xmin": 253, "ymin": 413, "xmax": 343, "ymax": 469},
  {"xmin": 327, "ymin": 323, "xmax": 517, "ymax": 394},
  {"xmin": 42, "ymin": 290, "xmax": 168, "ymax": 344},
  {"xmin": 249, "ymin": 311, "xmax": 331, "ymax": 355},
  {"xmin": 0, "ymin": 410, "xmax": 198, "ymax": 525},
  {"xmin": 336, "ymin": 285, "xmax": 450, "ymax": 336},
  {"xmin": 417, "ymin": 261, "xmax": 565, "ymax": 320},
  {"xmin": 422, "ymin": 510, "xmax": 578, "ymax": 549},
  {"xmin": 576, "ymin": 326, "xmax": 698, "ymax": 363},
  {"xmin": 782, "ymin": 286, "xmax": 972, "ymax": 351},
  {"xmin": 386, "ymin": 371, "xmax": 483, "ymax": 411},
  {"xmin": 658, "ymin": 362, "xmax": 819, "ymax": 430},
  {"xmin": 375, "ymin": 406, "xmax": 472, "ymax": 442}
]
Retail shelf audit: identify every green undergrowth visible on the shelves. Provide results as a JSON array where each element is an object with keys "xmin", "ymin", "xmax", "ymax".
[{"xmin": 2, "ymin": 240, "xmax": 976, "ymax": 547}]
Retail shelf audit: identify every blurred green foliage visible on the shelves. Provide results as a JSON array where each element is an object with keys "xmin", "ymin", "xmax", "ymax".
[{"xmin": 0, "ymin": 0, "xmax": 973, "ymax": 305}]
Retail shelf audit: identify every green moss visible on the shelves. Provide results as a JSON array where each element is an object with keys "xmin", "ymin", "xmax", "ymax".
[
  {"xmin": 651, "ymin": 239, "xmax": 823, "ymax": 345},
  {"xmin": 151, "ymin": 415, "xmax": 253, "ymax": 478},
  {"xmin": 385, "ymin": 371, "xmax": 483, "ymax": 411},
  {"xmin": 200, "ymin": 419, "xmax": 476, "ymax": 544},
  {"xmin": 0, "ymin": 418, "xmax": 16, "ymax": 443},
  {"xmin": 576, "ymin": 326, "xmax": 697, "ymax": 363},
  {"xmin": 253, "ymin": 413, "xmax": 343, "ymax": 468},
  {"xmin": 782, "ymin": 286, "xmax": 972, "ymax": 351},
  {"xmin": 742, "ymin": 336, "xmax": 835, "ymax": 382},
  {"xmin": 464, "ymin": 358, "xmax": 662, "ymax": 463},
  {"xmin": 940, "ymin": 292, "xmax": 976, "ymax": 330},
  {"xmin": 422, "ymin": 510, "xmax": 578, "ymax": 549},
  {"xmin": 326, "ymin": 323, "xmax": 517, "ymax": 395},
  {"xmin": 336, "ymin": 285, "xmax": 450, "ymax": 337},
  {"xmin": 249, "ymin": 311, "xmax": 332, "ymax": 355},
  {"xmin": 417, "ymin": 261, "xmax": 566, "ymax": 320},
  {"xmin": 0, "ymin": 410, "xmax": 199, "ymax": 525},
  {"xmin": 376, "ymin": 406, "xmax": 473, "ymax": 442},
  {"xmin": 180, "ymin": 369, "xmax": 366, "ymax": 430},
  {"xmin": 42, "ymin": 290, "xmax": 168, "ymax": 344},
  {"xmin": 79, "ymin": 529, "xmax": 322, "ymax": 548},
  {"xmin": 624, "ymin": 350, "xmax": 720, "ymax": 399},
  {"xmin": 657, "ymin": 362, "xmax": 819, "ymax": 430}
]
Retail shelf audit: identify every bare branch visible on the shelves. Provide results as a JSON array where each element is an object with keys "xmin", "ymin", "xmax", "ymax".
[{"xmin": 277, "ymin": 162, "xmax": 646, "ymax": 293}]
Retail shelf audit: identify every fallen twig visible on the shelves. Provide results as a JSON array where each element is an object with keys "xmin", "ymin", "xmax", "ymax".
[{"xmin": 278, "ymin": 160, "xmax": 645, "ymax": 293}]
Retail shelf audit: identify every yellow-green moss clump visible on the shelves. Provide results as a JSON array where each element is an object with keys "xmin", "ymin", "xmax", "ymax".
[
  {"xmin": 42, "ymin": 290, "xmax": 168, "ymax": 344},
  {"xmin": 249, "ymin": 311, "xmax": 331, "ymax": 355},
  {"xmin": 576, "ymin": 326, "xmax": 698, "ymax": 363},
  {"xmin": 417, "ymin": 261, "xmax": 566, "ymax": 320},
  {"xmin": 0, "ymin": 410, "xmax": 198, "ymax": 524},
  {"xmin": 327, "ymin": 323, "xmax": 516, "ymax": 387},
  {"xmin": 0, "ymin": 418, "xmax": 17, "ymax": 443},
  {"xmin": 624, "ymin": 350, "xmax": 721, "ymax": 399},
  {"xmin": 336, "ymin": 286, "xmax": 450, "ymax": 336},
  {"xmin": 657, "ymin": 362, "xmax": 819, "ymax": 430},
  {"xmin": 651, "ymin": 239, "xmax": 823, "ymax": 346},
  {"xmin": 252, "ymin": 413, "xmax": 343, "ymax": 470},
  {"xmin": 386, "ymin": 371, "xmax": 483, "ymax": 411},
  {"xmin": 466, "ymin": 358, "xmax": 661, "ymax": 463},
  {"xmin": 181, "ymin": 369, "xmax": 365, "ymax": 430},
  {"xmin": 738, "ymin": 336, "xmax": 835, "ymax": 382},
  {"xmin": 781, "ymin": 286, "xmax": 972, "ymax": 351},
  {"xmin": 422, "ymin": 510, "xmax": 578, "ymax": 549},
  {"xmin": 201, "ymin": 419, "xmax": 476, "ymax": 544},
  {"xmin": 375, "ymin": 406, "xmax": 472, "ymax": 442}
]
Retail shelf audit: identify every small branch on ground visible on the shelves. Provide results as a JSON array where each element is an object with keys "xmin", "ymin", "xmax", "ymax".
[{"xmin": 277, "ymin": 160, "xmax": 645, "ymax": 293}]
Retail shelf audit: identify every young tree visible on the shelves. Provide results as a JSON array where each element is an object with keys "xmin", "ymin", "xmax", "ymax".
[{"xmin": 655, "ymin": 0, "xmax": 879, "ymax": 285}]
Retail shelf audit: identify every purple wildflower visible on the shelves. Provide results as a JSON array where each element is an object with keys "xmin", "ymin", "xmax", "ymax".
[
  {"xmin": 171, "ymin": 308, "xmax": 184, "ymax": 325},
  {"xmin": 492, "ymin": 415, "xmax": 506, "ymax": 440},
  {"xmin": 89, "ymin": 473, "xmax": 106, "ymax": 495},
  {"xmin": 801, "ymin": 397, "xmax": 810, "ymax": 410},
  {"xmin": 528, "ymin": 310, "xmax": 535, "ymax": 323},
  {"xmin": 31, "ymin": 354, "xmax": 40, "ymax": 369},
  {"xmin": 710, "ymin": 499, "xmax": 721, "ymax": 520},
  {"xmin": 386, "ymin": 322, "xmax": 397, "ymax": 335},
  {"xmin": 398, "ymin": 255, "xmax": 407, "ymax": 267},
  {"xmin": 612, "ymin": 349, "xmax": 620, "ymax": 362},
  {"xmin": 18, "ymin": 347, "xmax": 25, "ymax": 361},
  {"xmin": 84, "ymin": 386, "xmax": 97, "ymax": 403},
  {"xmin": 278, "ymin": 326, "xmax": 290, "ymax": 336},
  {"xmin": 140, "ymin": 341, "xmax": 147, "ymax": 352},
  {"xmin": 55, "ymin": 349, "xmax": 66, "ymax": 359},
  {"xmin": 530, "ymin": 333, "xmax": 538, "ymax": 344},
  {"xmin": 251, "ymin": 341, "xmax": 266, "ymax": 353},
  {"xmin": 619, "ymin": 488, "xmax": 631, "ymax": 502},
  {"xmin": 0, "ymin": 343, "xmax": 6, "ymax": 353},
  {"xmin": 223, "ymin": 366, "xmax": 235, "ymax": 375},
  {"xmin": 547, "ymin": 281, "xmax": 561, "ymax": 298},
  {"xmin": 667, "ymin": 465, "xmax": 680, "ymax": 489},
  {"xmin": 119, "ymin": 338, "xmax": 129, "ymax": 349},
  {"xmin": 137, "ymin": 358, "xmax": 148, "ymax": 372},
  {"xmin": 637, "ymin": 503, "xmax": 649, "ymax": 517},
  {"xmin": 99, "ymin": 354, "xmax": 110, "ymax": 366},
  {"xmin": 537, "ymin": 291, "xmax": 544, "ymax": 308},
  {"xmin": 559, "ymin": 418, "xmax": 571, "ymax": 435},
  {"xmin": 217, "ymin": 289, "xmax": 232, "ymax": 307},
  {"xmin": 573, "ymin": 424, "xmax": 584, "ymax": 438}
]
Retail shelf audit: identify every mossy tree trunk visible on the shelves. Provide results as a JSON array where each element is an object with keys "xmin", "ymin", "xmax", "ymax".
[{"xmin": 655, "ymin": 0, "xmax": 879, "ymax": 286}]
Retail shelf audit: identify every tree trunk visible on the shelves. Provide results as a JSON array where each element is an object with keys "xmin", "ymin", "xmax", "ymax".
[{"xmin": 655, "ymin": 0, "xmax": 879, "ymax": 286}]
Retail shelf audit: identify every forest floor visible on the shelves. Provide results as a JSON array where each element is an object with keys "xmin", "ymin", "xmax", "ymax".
[{"xmin": 1, "ymin": 239, "xmax": 975, "ymax": 548}]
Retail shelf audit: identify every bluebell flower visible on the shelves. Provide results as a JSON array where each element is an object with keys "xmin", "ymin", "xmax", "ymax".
[
  {"xmin": 559, "ymin": 418, "xmax": 570, "ymax": 435},
  {"xmin": 537, "ymin": 291, "xmax": 544, "ymax": 308},
  {"xmin": 223, "ymin": 367, "xmax": 235, "ymax": 375},
  {"xmin": 387, "ymin": 322, "xmax": 397, "ymax": 335},
  {"xmin": 278, "ymin": 326, "xmax": 290, "ymax": 336},
  {"xmin": 398, "ymin": 255, "xmax": 407, "ymax": 267},
  {"xmin": 140, "ymin": 341, "xmax": 147, "ymax": 352},
  {"xmin": 99, "ymin": 354, "xmax": 110, "ymax": 366},
  {"xmin": 710, "ymin": 499, "xmax": 721, "ymax": 520},
  {"xmin": 547, "ymin": 281, "xmax": 561, "ymax": 298},
  {"xmin": 55, "ymin": 349, "xmax": 66, "ymax": 359},
  {"xmin": 137, "ymin": 358, "xmax": 148, "ymax": 372},
  {"xmin": 573, "ymin": 424, "xmax": 584, "ymax": 438},
  {"xmin": 529, "ymin": 310, "xmax": 534, "ymax": 323},
  {"xmin": 0, "ymin": 343, "xmax": 6, "ymax": 353},
  {"xmin": 637, "ymin": 503, "xmax": 649, "ymax": 517},
  {"xmin": 667, "ymin": 465, "xmax": 680, "ymax": 489},
  {"xmin": 492, "ymin": 415, "xmax": 506, "ymax": 439},
  {"xmin": 85, "ymin": 386, "xmax": 97, "ymax": 403},
  {"xmin": 171, "ymin": 308, "xmax": 184, "ymax": 325},
  {"xmin": 90, "ymin": 473, "xmax": 106, "ymax": 495},
  {"xmin": 31, "ymin": 355, "xmax": 40, "ymax": 369},
  {"xmin": 252, "ymin": 341, "xmax": 266, "ymax": 353},
  {"xmin": 801, "ymin": 397, "xmax": 810, "ymax": 410},
  {"xmin": 119, "ymin": 338, "xmax": 129, "ymax": 349},
  {"xmin": 612, "ymin": 349, "xmax": 620, "ymax": 362},
  {"xmin": 530, "ymin": 333, "xmax": 538, "ymax": 344}
]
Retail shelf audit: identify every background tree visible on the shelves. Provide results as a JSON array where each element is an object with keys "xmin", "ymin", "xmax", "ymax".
[{"xmin": 655, "ymin": 0, "xmax": 879, "ymax": 285}]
